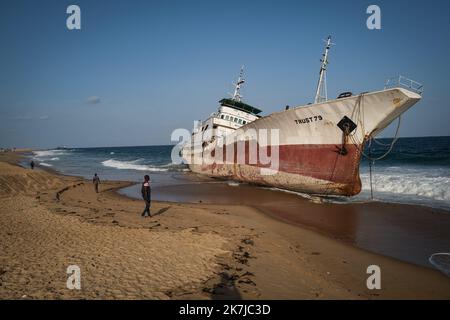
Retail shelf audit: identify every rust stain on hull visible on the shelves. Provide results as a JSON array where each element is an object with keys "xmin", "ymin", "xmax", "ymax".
[{"xmin": 189, "ymin": 142, "xmax": 364, "ymax": 197}]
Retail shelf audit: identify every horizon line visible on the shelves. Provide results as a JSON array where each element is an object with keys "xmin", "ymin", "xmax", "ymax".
[{"xmin": 6, "ymin": 134, "xmax": 450, "ymax": 150}]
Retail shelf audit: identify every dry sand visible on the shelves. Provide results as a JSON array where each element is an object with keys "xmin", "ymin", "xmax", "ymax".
[{"xmin": 0, "ymin": 151, "xmax": 449, "ymax": 299}]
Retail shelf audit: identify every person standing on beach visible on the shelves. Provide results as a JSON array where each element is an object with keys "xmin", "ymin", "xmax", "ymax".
[
  {"xmin": 141, "ymin": 175, "xmax": 152, "ymax": 217},
  {"xmin": 93, "ymin": 173, "xmax": 100, "ymax": 193},
  {"xmin": 30, "ymin": 160, "xmax": 35, "ymax": 170}
]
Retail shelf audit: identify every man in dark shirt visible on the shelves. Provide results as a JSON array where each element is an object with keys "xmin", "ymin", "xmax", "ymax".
[
  {"xmin": 93, "ymin": 173, "xmax": 100, "ymax": 193},
  {"xmin": 141, "ymin": 175, "xmax": 151, "ymax": 217},
  {"xmin": 30, "ymin": 161, "xmax": 35, "ymax": 170}
]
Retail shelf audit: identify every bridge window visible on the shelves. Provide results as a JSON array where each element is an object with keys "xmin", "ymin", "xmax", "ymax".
[{"xmin": 220, "ymin": 114, "xmax": 224, "ymax": 119}]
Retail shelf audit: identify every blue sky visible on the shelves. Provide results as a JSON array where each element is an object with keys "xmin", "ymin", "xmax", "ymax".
[{"xmin": 1, "ymin": 0, "xmax": 449, "ymax": 148}]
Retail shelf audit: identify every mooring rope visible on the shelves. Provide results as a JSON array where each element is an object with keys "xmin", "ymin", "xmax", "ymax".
[
  {"xmin": 368, "ymin": 139, "xmax": 374, "ymax": 200},
  {"xmin": 348, "ymin": 93, "xmax": 402, "ymax": 199},
  {"xmin": 360, "ymin": 115, "xmax": 402, "ymax": 162},
  {"xmin": 323, "ymin": 93, "xmax": 401, "ymax": 198}
]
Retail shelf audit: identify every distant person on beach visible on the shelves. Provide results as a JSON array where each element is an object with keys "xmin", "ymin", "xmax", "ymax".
[
  {"xmin": 141, "ymin": 175, "xmax": 152, "ymax": 217},
  {"xmin": 30, "ymin": 160, "xmax": 35, "ymax": 170},
  {"xmin": 92, "ymin": 173, "xmax": 100, "ymax": 193}
]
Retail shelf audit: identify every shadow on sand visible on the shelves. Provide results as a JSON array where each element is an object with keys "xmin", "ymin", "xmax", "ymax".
[
  {"xmin": 154, "ymin": 206, "xmax": 171, "ymax": 216},
  {"xmin": 209, "ymin": 272, "xmax": 242, "ymax": 300}
]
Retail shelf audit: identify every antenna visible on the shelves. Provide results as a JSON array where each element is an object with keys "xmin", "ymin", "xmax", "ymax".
[
  {"xmin": 232, "ymin": 65, "xmax": 245, "ymax": 102},
  {"xmin": 314, "ymin": 36, "xmax": 334, "ymax": 104}
]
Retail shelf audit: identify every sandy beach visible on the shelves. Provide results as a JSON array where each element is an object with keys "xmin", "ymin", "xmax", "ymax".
[{"xmin": 1, "ymin": 151, "xmax": 450, "ymax": 300}]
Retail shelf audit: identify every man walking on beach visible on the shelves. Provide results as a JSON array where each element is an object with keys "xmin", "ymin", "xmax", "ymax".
[
  {"xmin": 30, "ymin": 160, "xmax": 35, "ymax": 170},
  {"xmin": 141, "ymin": 175, "xmax": 151, "ymax": 217},
  {"xmin": 93, "ymin": 173, "xmax": 100, "ymax": 193}
]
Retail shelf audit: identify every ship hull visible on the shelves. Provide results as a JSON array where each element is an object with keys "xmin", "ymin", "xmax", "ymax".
[{"xmin": 182, "ymin": 88, "xmax": 421, "ymax": 196}]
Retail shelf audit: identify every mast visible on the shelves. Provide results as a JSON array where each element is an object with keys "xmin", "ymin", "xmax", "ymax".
[
  {"xmin": 232, "ymin": 66, "xmax": 245, "ymax": 102},
  {"xmin": 314, "ymin": 36, "xmax": 333, "ymax": 104}
]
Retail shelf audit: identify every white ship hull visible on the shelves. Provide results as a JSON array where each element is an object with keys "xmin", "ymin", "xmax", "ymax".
[{"xmin": 181, "ymin": 88, "xmax": 421, "ymax": 196}]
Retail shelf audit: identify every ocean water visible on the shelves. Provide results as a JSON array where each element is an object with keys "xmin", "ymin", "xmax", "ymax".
[
  {"xmin": 25, "ymin": 136, "xmax": 450, "ymax": 210},
  {"xmin": 355, "ymin": 136, "xmax": 450, "ymax": 210},
  {"xmin": 27, "ymin": 145, "xmax": 188, "ymax": 188}
]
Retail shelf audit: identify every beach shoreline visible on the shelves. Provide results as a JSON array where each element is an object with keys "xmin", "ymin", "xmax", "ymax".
[
  {"xmin": 1, "ymin": 150, "xmax": 450, "ymax": 299},
  {"xmin": 121, "ymin": 179, "xmax": 450, "ymax": 268}
]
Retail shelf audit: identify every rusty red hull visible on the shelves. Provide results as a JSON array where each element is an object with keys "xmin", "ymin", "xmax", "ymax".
[{"xmin": 193, "ymin": 142, "xmax": 363, "ymax": 196}]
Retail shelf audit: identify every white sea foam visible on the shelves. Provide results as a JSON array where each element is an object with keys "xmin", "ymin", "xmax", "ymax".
[
  {"xmin": 360, "ymin": 167, "xmax": 450, "ymax": 203},
  {"xmin": 33, "ymin": 150, "xmax": 68, "ymax": 157},
  {"xmin": 101, "ymin": 159, "xmax": 168, "ymax": 172},
  {"xmin": 265, "ymin": 166, "xmax": 450, "ymax": 210},
  {"xmin": 39, "ymin": 162, "xmax": 53, "ymax": 167},
  {"xmin": 332, "ymin": 166, "xmax": 450, "ymax": 210},
  {"xmin": 50, "ymin": 157, "xmax": 60, "ymax": 161},
  {"xmin": 267, "ymin": 187, "xmax": 325, "ymax": 203}
]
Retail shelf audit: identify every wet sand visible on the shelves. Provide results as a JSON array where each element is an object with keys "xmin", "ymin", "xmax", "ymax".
[
  {"xmin": 1, "ymin": 151, "xmax": 450, "ymax": 299},
  {"xmin": 124, "ymin": 182, "xmax": 450, "ymax": 268}
]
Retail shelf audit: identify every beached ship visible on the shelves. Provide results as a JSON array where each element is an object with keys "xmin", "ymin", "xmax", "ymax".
[{"xmin": 181, "ymin": 36, "xmax": 423, "ymax": 196}]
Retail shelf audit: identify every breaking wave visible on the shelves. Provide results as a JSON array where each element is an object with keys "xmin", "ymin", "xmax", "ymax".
[
  {"xmin": 33, "ymin": 150, "xmax": 69, "ymax": 158},
  {"xmin": 101, "ymin": 159, "xmax": 187, "ymax": 172},
  {"xmin": 360, "ymin": 169, "xmax": 450, "ymax": 202},
  {"xmin": 356, "ymin": 166, "xmax": 450, "ymax": 209},
  {"xmin": 101, "ymin": 159, "xmax": 168, "ymax": 172},
  {"xmin": 265, "ymin": 166, "xmax": 450, "ymax": 210},
  {"xmin": 39, "ymin": 162, "xmax": 53, "ymax": 167}
]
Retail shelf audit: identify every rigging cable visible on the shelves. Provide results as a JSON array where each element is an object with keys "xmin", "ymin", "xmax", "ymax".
[
  {"xmin": 360, "ymin": 115, "xmax": 402, "ymax": 162},
  {"xmin": 347, "ymin": 93, "xmax": 403, "ymax": 199},
  {"xmin": 368, "ymin": 139, "xmax": 374, "ymax": 200}
]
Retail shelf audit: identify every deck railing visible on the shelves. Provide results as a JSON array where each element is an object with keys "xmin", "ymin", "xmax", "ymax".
[{"xmin": 384, "ymin": 75, "xmax": 424, "ymax": 95}]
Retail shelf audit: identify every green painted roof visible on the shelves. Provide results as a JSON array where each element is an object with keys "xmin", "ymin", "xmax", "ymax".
[{"xmin": 219, "ymin": 98, "xmax": 262, "ymax": 115}]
